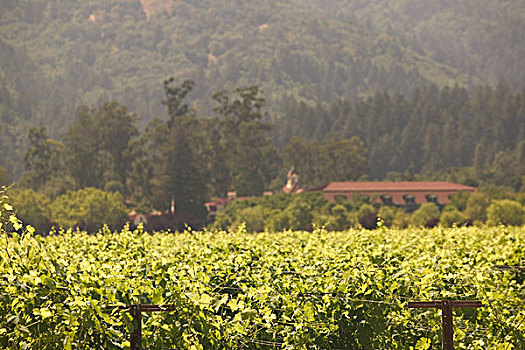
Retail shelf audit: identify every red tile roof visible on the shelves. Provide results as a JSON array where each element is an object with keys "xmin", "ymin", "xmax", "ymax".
[
  {"xmin": 323, "ymin": 181, "xmax": 476, "ymax": 192},
  {"xmin": 205, "ymin": 196, "xmax": 254, "ymax": 208}
]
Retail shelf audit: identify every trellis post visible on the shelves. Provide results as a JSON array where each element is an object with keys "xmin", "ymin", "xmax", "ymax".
[
  {"xmin": 106, "ymin": 304, "xmax": 176, "ymax": 350},
  {"xmin": 130, "ymin": 305, "xmax": 142, "ymax": 350},
  {"xmin": 407, "ymin": 300, "xmax": 482, "ymax": 350}
]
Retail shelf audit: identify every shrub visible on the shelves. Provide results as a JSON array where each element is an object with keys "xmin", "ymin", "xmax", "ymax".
[
  {"xmin": 7, "ymin": 188, "xmax": 52, "ymax": 233},
  {"xmin": 0, "ymin": 186, "xmax": 27, "ymax": 235},
  {"xmin": 312, "ymin": 214, "xmax": 332, "ymax": 230},
  {"xmin": 412, "ymin": 203, "xmax": 440, "ymax": 227},
  {"xmin": 465, "ymin": 191, "xmax": 490, "ymax": 223},
  {"xmin": 487, "ymin": 199, "xmax": 524, "ymax": 226},
  {"xmin": 231, "ymin": 205, "xmax": 267, "ymax": 232},
  {"xmin": 347, "ymin": 211, "xmax": 360, "ymax": 228},
  {"xmin": 392, "ymin": 210, "xmax": 411, "ymax": 228},
  {"xmin": 292, "ymin": 191, "xmax": 329, "ymax": 213},
  {"xmin": 0, "ymin": 186, "xmax": 12, "ymax": 232},
  {"xmin": 211, "ymin": 211, "xmax": 232, "ymax": 230},
  {"xmin": 357, "ymin": 204, "xmax": 377, "ymax": 229},
  {"xmin": 448, "ymin": 191, "xmax": 471, "ymax": 211},
  {"xmin": 357, "ymin": 204, "xmax": 376, "ymax": 219},
  {"xmin": 377, "ymin": 206, "xmax": 395, "ymax": 227},
  {"xmin": 312, "ymin": 204, "xmax": 351, "ymax": 231},
  {"xmin": 258, "ymin": 192, "xmax": 295, "ymax": 211},
  {"xmin": 439, "ymin": 207, "xmax": 468, "ymax": 227},
  {"xmin": 50, "ymin": 187, "xmax": 128, "ymax": 231},
  {"xmin": 267, "ymin": 210, "xmax": 289, "ymax": 231},
  {"xmin": 41, "ymin": 175, "xmax": 76, "ymax": 200},
  {"xmin": 329, "ymin": 204, "xmax": 350, "ymax": 230},
  {"xmin": 264, "ymin": 201, "xmax": 314, "ymax": 231},
  {"xmin": 285, "ymin": 202, "xmax": 313, "ymax": 231}
]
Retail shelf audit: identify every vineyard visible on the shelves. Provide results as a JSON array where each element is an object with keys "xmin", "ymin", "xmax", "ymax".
[{"xmin": 1, "ymin": 210, "xmax": 524, "ymax": 348}]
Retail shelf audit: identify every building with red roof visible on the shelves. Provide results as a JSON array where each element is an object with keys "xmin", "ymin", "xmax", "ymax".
[
  {"xmin": 282, "ymin": 166, "xmax": 304, "ymax": 194},
  {"xmin": 205, "ymin": 191, "xmax": 259, "ymax": 220},
  {"xmin": 204, "ymin": 166, "xmax": 477, "ymax": 218},
  {"xmin": 321, "ymin": 181, "xmax": 476, "ymax": 207}
]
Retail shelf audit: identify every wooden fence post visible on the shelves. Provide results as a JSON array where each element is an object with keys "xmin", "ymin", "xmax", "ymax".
[
  {"xmin": 407, "ymin": 300, "xmax": 482, "ymax": 350},
  {"xmin": 106, "ymin": 304, "xmax": 177, "ymax": 350},
  {"xmin": 130, "ymin": 305, "xmax": 142, "ymax": 350}
]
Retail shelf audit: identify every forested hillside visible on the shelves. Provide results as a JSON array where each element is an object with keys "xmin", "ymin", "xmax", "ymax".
[
  {"xmin": 0, "ymin": 39, "xmax": 51, "ymax": 177},
  {"xmin": 278, "ymin": 83, "xmax": 525, "ymax": 183},
  {"xmin": 316, "ymin": 0, "xmax": 525, "ymax": 90},
  {"xmin": 1, "ymin": 0, "xmax": 524, "ymax": 183},
  {"xmin": 0, "ymin": 0, "xmax": 478, "ymax": 129}
]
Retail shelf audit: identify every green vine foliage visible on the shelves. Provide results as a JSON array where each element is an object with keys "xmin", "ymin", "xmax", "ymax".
[
  {"xmin": 0, "ymin": 198, "xmax": 523, "ymax": 349},
  {"xmin": 1, "ymin": 186, "xmax": 26, "ymax": 235}
]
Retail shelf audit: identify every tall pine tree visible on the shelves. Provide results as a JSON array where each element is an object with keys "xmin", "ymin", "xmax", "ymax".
[{"xmin": 150, "ymin": 78, "xmax": 207, "ymax": 218}]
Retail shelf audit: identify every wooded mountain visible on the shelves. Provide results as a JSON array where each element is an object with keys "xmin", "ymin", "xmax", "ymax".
[{"xmin": 1, "ymin": 0, "xmax": 524, "ymax": 179}]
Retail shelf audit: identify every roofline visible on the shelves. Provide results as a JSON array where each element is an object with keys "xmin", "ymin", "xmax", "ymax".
[
  {"xmin": 323, "ymin": 181, "xmax": 476, "ymax": 192},
  {"xmin": 323, "ymin": 188, "xmax": 476, "ymax": 193}
]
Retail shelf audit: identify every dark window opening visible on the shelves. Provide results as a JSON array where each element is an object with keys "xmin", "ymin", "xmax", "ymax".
[
  {"xmin": 381, "ymin": 195, "xmax": 393, "ymax": 205},
  {"xmin": 335, "ymin": 195, "xmax": 349, "ymax": 202},
  {"xmin": 403, "ymin": 195, "xmax": 415, "ymax": 205},
  {"xmin": 426, "ymin": 194, "xmax": 438, "ymax": 204}
]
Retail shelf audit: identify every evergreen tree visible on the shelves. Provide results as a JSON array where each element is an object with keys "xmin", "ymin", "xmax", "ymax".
[
  {"xmin": 94, "ymin": 102, "xmax": 138, "ymax": 189},
  {"xmin": 212, "ymin": 86, "xmax": 278, "ymax": 195},
  {"xmin": 149, "ymin": 78, "xmax": 207, "ymax": 218},
  {"xmin": 318, "ymin": 136, "xmax": 368, "ymax": 183},
  {"xmin": 0, "ymin": 166, "xmax": 10, "ymax": 186},
  {"xmin": 152, "ymin": 121, "xmax": 206, "ymax": 215},
  {"xmin": 23, "ymin": 127, "xmax": 63, "ymax": 190},
  {"xmin": 62, "ymin": 102, "xmax": 137, "ymax": 191}
]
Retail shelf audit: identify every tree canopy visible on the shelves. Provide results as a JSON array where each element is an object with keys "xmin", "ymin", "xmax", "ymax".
[{"xmin": 1, "ymin": 0, "xmax": 524, "ymax": 177}]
